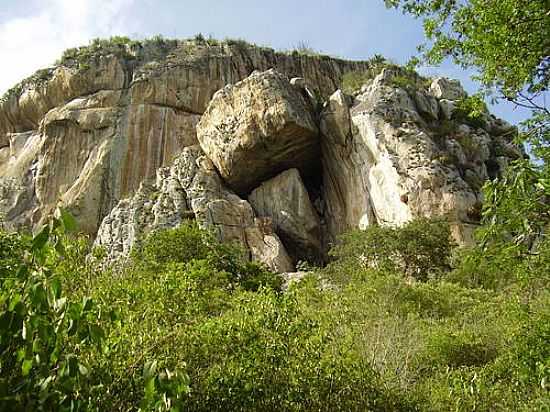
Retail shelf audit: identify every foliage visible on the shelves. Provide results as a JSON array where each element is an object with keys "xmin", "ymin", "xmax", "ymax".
[
  {"xmin": 340, "ymin": 56, "xmax": 407, "ymax": 94},
  {"xmin": 135, "ymin": 221, "xmax": 212, "ymax": 269},
  {"xmin": 480, "ymin": 113, "xmax": 550, "ymax": 252},
  {"xmin": 452, "ymin": 94, "xmax": 488, "ymax": 128},
  {"xmin": 0, "ymin": 67, "xmax": 54, "ymax": 104},
  {"xmin": 320, "ymin": 221, "xmax": 550, "ymax": 411},
  {"xmin": 57, "ymin": 36, "xmax": 140, "ymax": 69},
  {"xmin": 0, "ymin": 210, "xmax": 107, "ymax": 410},
  {"xmin": 341, "ymin": 70, "xmax": 372, "ymax": 94},
  {"xmin": 224, "ymin": 37, "xmax": 251, "ymax": 53},
  {"xmin": 389, "ymin": 68, "xmax": 431, "ymax": 93},
  {"xmin": 1, "ymin": 211, "xmax": 549, "ymax": 410},
  {"xmin": 291, "ymin": 40, "xmax": 320, "ymax": 56},
  {"xmin": 133, "ymin": 221, "xmax": 283, "ymax": 292},
  {"xmin": 384, "ymin": 0, "xmax": 549, "ymax": 101},
  {"xmin": 330, "ymin": 218, "xmax": 454, "ymax": 281}
]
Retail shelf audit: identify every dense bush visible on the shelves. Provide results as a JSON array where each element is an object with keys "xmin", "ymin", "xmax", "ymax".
[
  {"xmin": 0, "ymin": 211, "xmax": 108, "ymax": 410},
  {"xmin": 330, "ymin": 218, "xmax": 454, "ymax": 281},
  {"xmin": 0, "ymin": 215, "xmax": 548, "ymax": 411}
]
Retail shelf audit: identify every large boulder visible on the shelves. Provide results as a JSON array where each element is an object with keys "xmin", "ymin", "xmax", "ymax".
[
  {"xmin": 428, "ymin": 77, "xmax": 467, "ymax": 100},
  {"xmin": 95, "ymin": 146, "xmax": 294, "ymax": 272},
  {"xmin": 196, "ymin": 69, "xmax": 319, "ymax": 194},
  {"xmin": 249, "ymin": 168, "xmax": 322, "ymax": 263}
]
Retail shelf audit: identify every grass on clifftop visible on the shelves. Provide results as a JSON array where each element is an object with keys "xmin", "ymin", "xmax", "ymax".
[{"xmin": 0, "ymin": 34, "xmax": 354, "ymax": 105}]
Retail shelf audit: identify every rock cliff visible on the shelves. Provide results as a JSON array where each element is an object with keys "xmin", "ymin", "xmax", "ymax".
[{"xmin": 0, "ymin": 37, "xmax": 521, "ymax": 271}]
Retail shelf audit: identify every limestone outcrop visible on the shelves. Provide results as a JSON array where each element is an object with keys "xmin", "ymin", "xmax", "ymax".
[
  {"xmin": 196, "ymin": 69, "xmax": 319, "ymax": 194},
  {"xmin": 0, "ymin": 39, "xmax": 371, "ymax": 235},
  {"xmin": 248, "ymin": 168, "xmax": 322, "ymax": 263},
  {"xmin": 95, "ymin": 146, "xmax": 294, "ymax": 272},
  {"xmin": 320, "ymin": 68, "xmax": 520, "ymax": 244},
  {"xmin": 0, "ymin": 37, "xmax": 522, "ymax": 271}
]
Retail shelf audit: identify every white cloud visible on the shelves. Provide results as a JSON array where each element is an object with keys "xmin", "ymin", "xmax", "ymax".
[{"xmin": 0, "ymin": 0, "xmax": 138, "ymax": 95}]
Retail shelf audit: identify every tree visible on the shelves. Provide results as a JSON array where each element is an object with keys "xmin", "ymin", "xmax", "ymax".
[
  {"xmin": 330, "ymin": 218, "xmax": 454, "ymax": 281},
  {"xmin": 385, "ymin": 0, "xmax": 549, "ymax": 105},
  {"xmin": 385, "ymin": 0, "xmax": 550, "ymax": 251}
]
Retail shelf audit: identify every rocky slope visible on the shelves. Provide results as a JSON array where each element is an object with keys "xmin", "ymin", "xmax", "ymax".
[{"xmin": 0, "ymin": 38, "xmax": 521, "ymax": 271}]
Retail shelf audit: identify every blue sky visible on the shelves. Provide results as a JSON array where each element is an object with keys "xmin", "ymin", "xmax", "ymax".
[{"xmin": 0, "ymin": 0, "xmax": 532, "ymax": 125}]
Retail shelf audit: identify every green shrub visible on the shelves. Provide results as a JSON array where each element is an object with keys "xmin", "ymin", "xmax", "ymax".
[
  {"xmin": 133, "ymin": 221, "xmax": 282, "ymax": 292},
  {"xmin": 448, "ymin": 243, "xmax": 524, "ymax": 290},
  {"xmin": 0, "ymin": 212, "xmax": 109, "ymax": 411},
  {"xmin": 330, "ymin": 218, "xmax": 454, "ymax": 281},
  {"xmin": 341, "ymin": 56, "xmax": 391, "ymax": 93},
  {"xmin": 1, "ymin": 195, "xmax": 547, "ymax": 410},
  {"xmin": 390, "ymin": 71, "xmax": 431, "ymax": 92},
  {"xmin": 453, "ymin": 95, "xmax": 488, "ymax": 128},
  {"xmin": 291, "ymin": 40, "xmax": 320, "ymax": 56},
  {"xmin": 341, "ymin": 70, "xmax": 374, "ymax": 93},
  {"xmin": 136, "ymin": 221, "xmax": 212, "ymax": 268},
  {"xmin": 193, "ymin": 33, "xmax": 205, "ymax": 43},
  {"xmin": 0, "ymin": 230, "xmax": 29, "ymax": 276}
]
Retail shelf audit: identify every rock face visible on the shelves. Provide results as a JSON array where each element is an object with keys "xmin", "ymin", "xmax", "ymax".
[
  {"xmin": 320, "ymin": 68, "xmax": 519, "ymax": 244},
  {"xmin": 0, "ymin": 39, "xmax": 370, "ymax": 234},
  {"xmin": 95, "ymin": 145, "xmax": 294, "ymax": 273},
  {"xmin": 248, "ymin": 168, "xmax": 322, "ymax": 263},
  {"xmin": 0, "ymin": 38, "xmax": 521, "ymax": 271},
  {"xmin": 197, "ymin": 69, "xmax": 319, "ymax": 194}
]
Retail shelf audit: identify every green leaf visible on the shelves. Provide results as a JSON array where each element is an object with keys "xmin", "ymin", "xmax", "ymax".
[
  {"xmin": 30, "ymin": 284, "xmax": 48, "ymax": 309},
  {"xmin": 68, "ymin": 319, "xmax": 78, "ymax": 336},
  {"xmin": 50, "ymin": 278, "xmax": 62, "ymax": 299},
  {"xmin": 82, "ymin": 297, "xmax": 94, "ymax": 313},
  {"xmin": 143, "ymin": 360, "xmax": 158, "ymax": 380},
  {"xmin": 68, "ymin": 355, "xmax": 78, "ymax": 377},
  {"xmin": 54, "ymin": 239, "xmax": 66, "ymax": 256},
  {"xmin": 22, "ymin": 359, "xmax": 33, "ymax": 376},
  {"xmin": 144, "ymin": 377, "xmax": 156, "ymax": 399},
  {"xmin": 89, "ymin": 324, "xmax": 105, "ymax": 344},
  {"xmin": 78, "ymin": 363, "xmax": 89, "ymax": 376},
  {"xmin": 31, "ymin": 225, "xmax": 50, "ymax": 251},
  {"xmin": 8, "ymin": 294, "xmax": 22, "ymax": 311},
  {"xmin": 58, "ymin": 208, "xmax": 77, "ymax": 232}
]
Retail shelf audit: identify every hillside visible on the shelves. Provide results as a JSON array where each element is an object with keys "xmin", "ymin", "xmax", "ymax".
[{"xmin": 0, "ymin": 37, "xmax": 547, "ymax": 412}]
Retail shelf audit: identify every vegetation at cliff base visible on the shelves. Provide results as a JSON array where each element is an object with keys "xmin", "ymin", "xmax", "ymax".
[{"xmin": 1, "ymin": 213, "xmax": 548, "ymax": 411}]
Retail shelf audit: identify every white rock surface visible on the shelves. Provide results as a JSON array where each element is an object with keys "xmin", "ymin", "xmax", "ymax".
[
  {"xmin": 95, "ymin": 146, "xmax": 294, "ymax": 272},
  {"xmin": 320, "ymin": 69, "xmax": 520, "ymax": 244},
  {"xmin": 249, "ymin": 168, "xmax": 322, "ymax": 262}
]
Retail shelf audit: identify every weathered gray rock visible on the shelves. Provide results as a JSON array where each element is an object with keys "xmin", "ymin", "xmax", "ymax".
[
  {"xmin": 249, "ymin": 168, "xmax": 321, "ymax": 262},
  {"xmin": 439, "ymin": 99, "xmax": 456, "ymax": 120},
  {"xmin": 320, "ymin": 69, "xmax": 520, "ymax": 245},
  {"xmin": 320, "ymin": 90, "xmax": 375, "ymax": 244},
  {"xmin": 0, "ymin": 38, "xmax": 522, "ymax": 262},
  {"xmin": 413, "ymin": 91, "xmax": 439, "ymax": 120},
  {"xmin": 196, "ymin": 69, "xmax": 319, "ymax": 194},
  {"xmin": 95, "ymin": 146, "xmax": 294, "ymax": 272},
  {"xmin": 0, "ymin": 131, "xmax": 43, "ymax": 229},
  {"xmin": 1, "ymin": 88, "xmax": 201, "ymax": 234},
  {"xmin": 429, "ymin": 77, "xmax": 467, "ymax": 100}
]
